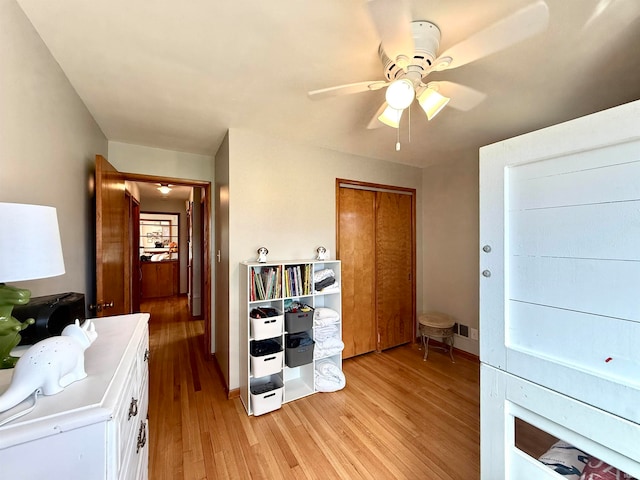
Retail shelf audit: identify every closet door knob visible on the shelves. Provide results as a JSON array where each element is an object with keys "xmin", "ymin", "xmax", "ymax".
[
  {"xmin": 482, "ymin": 245, "xmax": 492, "ymax": 253},
  {"xmin": 482, "ymin": 270, "xmax": 492, "ymax": 278}
]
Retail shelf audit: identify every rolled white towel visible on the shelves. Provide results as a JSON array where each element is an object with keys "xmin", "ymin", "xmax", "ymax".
[
  {"xmin": 314, "ymin": 338, "xmax": 344, "ymax": 359},
  {"xmin": 314, "ymin": 359, "xmax": 346, "ymax": 392},
  {"xmin": 314, "ymin": 308, "xmax": 340, "ymax": 327},
  {"xmin": 314, "ymin": 316, "xmax": 339, "ymax": 327},
  {"xmin": 314, "ymin": 325, "xmax": 339, "ymax": 341}
]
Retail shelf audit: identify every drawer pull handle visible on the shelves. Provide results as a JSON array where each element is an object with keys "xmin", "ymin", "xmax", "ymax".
[
  {"xmin": 144, "ymin": 349, "xmax": 150, "ymax": 362},
  {"xmin": 136, "ymin": 421, "xmax": 147, "ymax": 454},
  {"xmin": 128, "ymin": 397, "xmax": 139, "ymax": 420},
  {"xmin": 263, "ymin": 393, "xmax": 276, "ymax": 399},
  {"xmin": 264, "ymin": 356, "xmax": 276, "ymax": 362}
]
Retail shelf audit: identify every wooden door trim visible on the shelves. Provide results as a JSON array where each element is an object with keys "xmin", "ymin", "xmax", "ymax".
[
  {"xmin": 336, "ymin": 178, "xmax": 417, "ymax": 350},
  {"xmin": 123, "ymin": 172, "xmax": 210, "ymax": 188}
]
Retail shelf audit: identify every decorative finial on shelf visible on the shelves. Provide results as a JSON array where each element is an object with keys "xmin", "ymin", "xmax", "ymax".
[
  {"xmin": 316, "ymin": 246, "xmax": 327, "ymax": 261},
  {"xmin": 256, "ymin": 247, "xmax": 269, "ymax": 263}
]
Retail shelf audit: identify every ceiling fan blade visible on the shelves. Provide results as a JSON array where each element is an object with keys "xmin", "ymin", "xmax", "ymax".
[
  {"xmin": 429, "ymin": 81, "xmax": 487, "ymax": 111},
  {"xmin": 308, "ymin": 81, "xmax": 388, "ymax": 100},
  {"xmin": 434, "ymin": 0, "xmax": 549, "ymax": 71},
  {"xmin": 367, "ymin": 102, "xmax": 389, "ymax": 129},
  {"xmin": 367, "ymin": 0, "xmax": 414, "ymax": 61}
]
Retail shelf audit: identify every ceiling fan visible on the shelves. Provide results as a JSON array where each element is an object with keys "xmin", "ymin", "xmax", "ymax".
[{"xmin": 308, "ymin": 0, "xmax": 550, "ymax": 131}]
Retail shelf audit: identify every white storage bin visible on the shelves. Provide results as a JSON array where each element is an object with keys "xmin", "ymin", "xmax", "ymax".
[
  {"xmin": 250, "ymin": 314, "xmax": 284, "ymax": 340},
  {"xmin": 250, "ymin": 376, "xmax": 284, "ymax": 416},
  {"xmin": 250, "ymin": 350, "xmax": 283, "ymax": 378}
]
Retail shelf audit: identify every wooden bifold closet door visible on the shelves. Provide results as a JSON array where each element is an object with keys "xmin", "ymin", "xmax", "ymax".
[{"xmin": 337, "ymin": 181, "xmax": 415, "ymax": 358}]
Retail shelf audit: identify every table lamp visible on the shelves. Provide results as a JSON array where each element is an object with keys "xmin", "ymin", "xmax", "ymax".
[{"xmin": 0, "ymin": 203, "xmax": 65, "ymax": 368}]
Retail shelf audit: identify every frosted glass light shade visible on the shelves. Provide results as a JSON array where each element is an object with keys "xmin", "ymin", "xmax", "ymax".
[
  {"xmin": 418, "ymin": 88, "xmax": 450, "ymax": 120},
  {"xmin": 0, "ymin": 203, "xmax": 65, "ymax": 282},
  {"xmin": 378, "ymin": 105, "xmax": 404, "ymax": 128},
  {"xmin": 385, "ymin": 79, "xmax": 415, "ymax": 110},
  {"xmin": 157, "ymin": 185, "xmax": 171, "ymax": 195}
]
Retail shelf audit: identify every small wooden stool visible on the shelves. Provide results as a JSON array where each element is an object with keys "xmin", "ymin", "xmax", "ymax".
[{"xmin": 418, "ymin": 312, "xmax": 455, "ymax": 362}]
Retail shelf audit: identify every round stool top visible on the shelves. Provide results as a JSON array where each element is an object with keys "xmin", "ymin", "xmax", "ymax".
[{"xmin": 418, "ymin": 312, "xmax": 455, "ymax": 328}]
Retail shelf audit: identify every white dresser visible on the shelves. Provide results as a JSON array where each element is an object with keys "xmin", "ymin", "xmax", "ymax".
[{"xmin": 0, "ymin": 313, "xmax": 150, "ymax": 480}]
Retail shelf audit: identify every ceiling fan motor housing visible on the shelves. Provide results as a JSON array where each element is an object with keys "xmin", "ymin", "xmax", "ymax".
[{"xmin": 379, "ymin": 21, "xmax": 441, "ymax": 81}]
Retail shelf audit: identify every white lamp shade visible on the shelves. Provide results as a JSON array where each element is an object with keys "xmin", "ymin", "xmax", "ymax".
[
  {"xmin": 378, "ymin": 105, "xmax": 404, "ymax": 128},
  {"xmin": 418, "ymin": 88, "xmax": 450, "ymax": 120},
  {"xmin": 0, "ymin": 203, "xmax": 65, "ymax": 282},
  {"xmin": 385, "ymin": 79, "xmax": 415, "ymax": 110}
]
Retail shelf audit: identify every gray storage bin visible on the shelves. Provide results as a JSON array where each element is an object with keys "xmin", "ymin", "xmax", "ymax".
[
  {"xmin": 285, "ymin": 332, "xmax": 314, "ymax": 367},
  {"xmin": 285, "ymin": 311, "xmax": 312, "ymax": 333}
]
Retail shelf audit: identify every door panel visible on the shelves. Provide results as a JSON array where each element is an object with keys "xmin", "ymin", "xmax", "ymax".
[
  {"xmin": 95, "ymin": 155, "xmax": 127, "ymax": 316},
  {"xmin": 376, "ymin": 191, "xmax": 414, "ymax": 350},
  {"xmin": 338, "ymin": 187, "xmax": 377, "ymax": 358}
]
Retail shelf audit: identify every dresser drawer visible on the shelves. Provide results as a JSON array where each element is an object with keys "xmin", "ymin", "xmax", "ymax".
[
  {"xmin": 120, "ymin": 374, "xmax": 149, "ymax": 480},
  {"xmin": 112, "ymin": 329, "xmax": 150, "ymax": 477}
]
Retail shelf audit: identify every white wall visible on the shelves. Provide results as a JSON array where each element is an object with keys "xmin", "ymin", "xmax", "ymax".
[
  {"xmin": 108, "ymin": 141, "xmax": 213, "ymax": 181},
  {"xmin": 226, "ymin": 128, "xmax": 423, "ymax": 390},
  {"xmin": 422, "ymin": 151, "xmax": 480, "ymax": 355},
  {"xmin": 1, "ymin": 0, "xmax": 107, "ymax": 304}
]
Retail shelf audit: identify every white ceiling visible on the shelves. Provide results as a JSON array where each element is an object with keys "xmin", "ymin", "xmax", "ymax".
[
  {"xmin": 135, "ymin": 182, "xmax": 192, "ymax": 203},
  {"xmin": 16, "ymin": 0, "xmax": 640, "ymax": 168}
]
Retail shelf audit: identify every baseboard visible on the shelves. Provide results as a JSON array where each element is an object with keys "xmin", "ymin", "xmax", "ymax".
[
  {"xmin": 417, "ymin": 336, "xmax": 480, "ymax": 363},
  {"xmin": 452, "ymin": 346, "xmax": 479, "ymax": 363}
]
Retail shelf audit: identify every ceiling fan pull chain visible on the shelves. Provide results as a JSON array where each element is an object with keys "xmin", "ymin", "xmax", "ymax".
[{"xmin": 396, "ymin": 122, "xmax": 401, "ymax": 151}]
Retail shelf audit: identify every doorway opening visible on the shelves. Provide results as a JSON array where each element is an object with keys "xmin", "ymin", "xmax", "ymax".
[
  {"xmin": 95, "ymin": 154, "xmax": 212, "ymax": 355},
  {"xmin": 139, "ymin": 212, "xmax": 180, "ymax": 300},
  {"xmin": 125, "ymin": 176, "xmax": 209, "ymax": 317}
]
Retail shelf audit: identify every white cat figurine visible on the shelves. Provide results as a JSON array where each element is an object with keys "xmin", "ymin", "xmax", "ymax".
[{"xmin": 0, "ymin": 319, "xmax": 98, "ymax": 413}]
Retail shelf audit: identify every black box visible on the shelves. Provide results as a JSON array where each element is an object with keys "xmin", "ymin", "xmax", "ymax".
[
  {"xmin": 285, "ymin": 311, "xmax": 312, "ymax": 333},
  {"xmin": 285, "ymin": 333, "xmax": 314, "ymax": 367},
  {"xmin": 250, "ymin": 338, "xmax": 282, "ymax": 357},
  {"xmin": 13, "ymin": 292, "xmax": 86, "ymax": 345}
]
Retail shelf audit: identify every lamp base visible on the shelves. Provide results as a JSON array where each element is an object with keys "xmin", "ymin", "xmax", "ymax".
[{"xmin": 0, "ymin": 284, "xmax": 35, "ymax": 369}]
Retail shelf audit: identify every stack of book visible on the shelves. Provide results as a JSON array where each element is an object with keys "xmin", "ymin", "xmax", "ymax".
[
  {"xmin": 250, "ymin": 266, "xmax": 281, "ymax": 301},
  {"xmin": 283, "ymin": 264, "xmax": 311, "ymax": 298}
]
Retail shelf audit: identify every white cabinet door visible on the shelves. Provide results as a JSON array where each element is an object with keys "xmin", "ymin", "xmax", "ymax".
[{"xmin": 479, "ymin": 100, "xmax": 640, "ymax": 479}]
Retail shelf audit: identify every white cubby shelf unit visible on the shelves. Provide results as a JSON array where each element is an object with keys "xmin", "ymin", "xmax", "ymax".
[{"xmin": 240, "ymin": 260, "xmax": 342, "ymax": 416}]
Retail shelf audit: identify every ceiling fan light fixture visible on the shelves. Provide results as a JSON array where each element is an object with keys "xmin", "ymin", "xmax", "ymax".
[
  {"xmin": 418, "ymin": 87, "xmax": 450, "ymax": 120},
  {"xmin": 385, "ymin": 79, "xmax": 415, "ymax": 110},
  {"xmin": 157, "ymin": 184, "xmax": 172, "ymax": 195},
  {"xmin": 378, "ymin": 105, "xmax": 403, "ymax": 128}
]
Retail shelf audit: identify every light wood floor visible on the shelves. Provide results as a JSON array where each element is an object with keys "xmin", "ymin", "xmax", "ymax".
[{"xmin": 145, "ymin": 296, "xmax": 481, "ymax": 480}]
